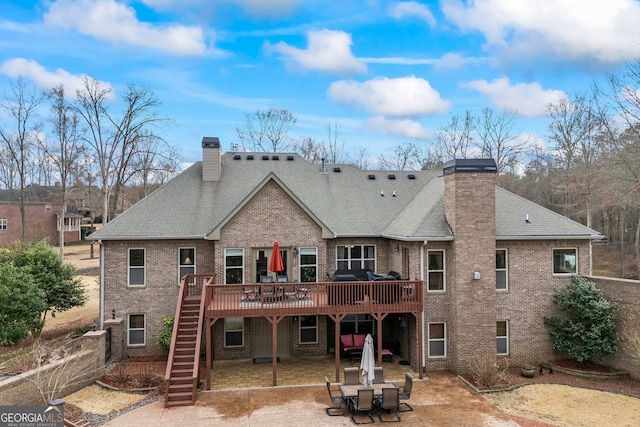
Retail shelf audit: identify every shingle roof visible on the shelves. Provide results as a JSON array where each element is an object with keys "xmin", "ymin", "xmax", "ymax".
[{"xmin": 90, "ymin": 152, "xmax": 602, "ymax": 241}]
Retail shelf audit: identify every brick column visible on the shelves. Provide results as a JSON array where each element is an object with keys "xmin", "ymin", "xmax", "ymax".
[
  {"xmin": 104, "ymin": 317, "xmax": 125, "ymax": 362},
  {"xmin": 443, "ymin": 159, "xmax": 497, "ymax": 373}
]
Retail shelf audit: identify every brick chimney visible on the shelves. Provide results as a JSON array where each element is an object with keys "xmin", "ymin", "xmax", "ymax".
[
  {"xmin": 202, "ymin": 137, "xmax": 221, "ymax": 181},
  {"xmin": 443, "ymin": 158, "xmax": 497, "ymax": 373}
]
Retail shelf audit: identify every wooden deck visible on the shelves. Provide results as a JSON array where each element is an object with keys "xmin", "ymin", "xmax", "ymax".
[{"xmin": 203, "ymin": 279, "xmax": 423, "ymax": 318}]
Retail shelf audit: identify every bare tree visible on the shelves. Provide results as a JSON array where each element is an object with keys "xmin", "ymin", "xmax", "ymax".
[
  {"xmin": 377, "ymin": 142, "xmax": 423, "ymax": 171},
  {"xmin": 236, "ymin": 107, "xmax": 297, "ymax": 152},
  {"xmin": 0, "ymin": 77, "xmax": 45, "ymax": 240},
  {"xmin": 475, "ymin": 108, "xmax": 530, "ymax": 174},
  {"xmin": 324, "ymin": 122, "xmax": 348, "ymax": 164},
  {"xmin": 432, "ymin": 111, "xmax": 475, "ymax": 161},
  {"xmin": 35, "ymin": 84, "xmax": 86, "ymax": 256},
  {"xmin": 296, "ymin": 136, "xmax": 323, "ymax": 163},
  {"xmin": 74, "ymin": 77, "xmax": 170, "ymax": 223}
]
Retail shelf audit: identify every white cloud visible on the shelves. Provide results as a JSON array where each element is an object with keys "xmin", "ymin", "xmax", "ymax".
[
  {"xmin": 462, "ymin": 77, "xmax": 566, "ymax": 118},
  {"xmin": 44, "ymin": 0, "xmax": 207, "ymax": 56},
  {"xmin": 327, "ymin": 76, "xmax": 450, "ymax": 117},
  {"xmin": 365, "ymin": 116, "xmax": 429, "ymax": 139},
  {"xmin": 389, "ymin": 1, "xmax": 436, "ymax": 27},
  {"xmin": 268, "ymin": 29, "xmax": 367, "ymax": 75},
  {"xmin": 226, "ymin": 0, "xmax": 302, "ymax": 15},
  {"xmin": 0, "ymin": 58, "xmax": 114, "ymax": 99},
  {"xmin": 442, "ymin": 0, "xmax": 640, "ymax": 65}
]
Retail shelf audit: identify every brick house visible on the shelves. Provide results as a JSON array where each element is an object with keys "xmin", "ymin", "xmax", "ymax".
[
  {"xmin": 0, "ymin": 185, "xmax": 84, "ymax": 246},
  {"xmin": 90, "ymin": 137, "xmax": 602, "ymax": 405}
]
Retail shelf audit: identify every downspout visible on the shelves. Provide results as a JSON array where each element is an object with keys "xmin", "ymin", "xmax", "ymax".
[
  {"xmin": 99, "ymin": 240, "xmax": 105, "ymax": 330},
  {"xmin": 420, "ymin": 240, "xmax": 427, "ymax": 371}
]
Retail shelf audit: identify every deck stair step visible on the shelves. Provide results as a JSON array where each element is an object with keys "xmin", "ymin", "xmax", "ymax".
[{"xmin": 165, "ymin": 291, "xmax": 204, "ymax": 408}]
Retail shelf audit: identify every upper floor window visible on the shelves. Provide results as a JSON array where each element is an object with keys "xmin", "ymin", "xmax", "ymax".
[
  {"xmin": 497, "ymin": 320, "xmax": 509, "ymax": 355},
  {"xmin": 496, "ymin": 249, "xmax": 508, "ymax": 290},
  {"xmin": 45, "ymin": 204, "xmax": 51, "ymax": 212},
  {"xmin": 0, "ymin": 218, "xmax": 6, "ymax": 230},
  {"xmin": 428, "ymin": 322, "xmax": 446, "ymax": 358},
  {"xmin": 225, "ymin": 248, "xmax": 244, "ymax": 284},
  {"xmin": 179, "ymin": 247, "xmax": 195, "ymax": 283},
  {"xmin": 553, "ymin": 248, "xmax": 577, "ymax": 275},
  {"xmin": 427, "ymin": 250, "xmax": 445, "ymax": 292},
  {"xmin": 337, "ymin": 245, "xmax": 375, "ymax": 271},
  {"xmin": 299, "ymin": 247, "xmax": 317, "ymax": 282},
  {"xmin": 128, "ymin": 248, "xmax": 145, "ymax": 287}
]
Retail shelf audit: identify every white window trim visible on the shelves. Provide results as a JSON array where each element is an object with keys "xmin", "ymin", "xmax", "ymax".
[
  {"xmin": 128, "ymin": 248, "xmax": 146, "ymax": 287},
  {"xmin": 298, "ymin": 315, "xmax": 318, "ymax": 344},
  {"xmin": 552, "ymin": 247, "xmax": 578, "ymax": 275},
  {"xmin": 497, "ymin": 320, "xmax": 509, "ymax": 356},
  {"xmin": 178, "ymin": 247, "xmax": 196, "ymax": 284},
  {"xmin": 45, "ymin": 204, "xmax": 51, "ymax": 212},
  {"xmin": 224, "ymin": 248, "xmax": 244, "ymax": 284},
  {"xmin": 336, "ymin": 244, "xmax": 377, "ymax": 271},
  {"xmin": 128, "ymin": 314, "xmax": 146, "ymax": 346},
  {"xmin": 299, "ymin": 247, "xmax": 318, "ymax": 282},
  {"xmin": 224, "ymin": 317, "xmax": 244, "ymax": 348},
  {"xmin": 427, "ymin": 249, "xmax": 446, "ymax": 293},
  {"xmin": 0, "ymin": 218, "xmax": 6, "ymax": 230},
  {"xmin": 496, "ymin": 248, "xmax": 508, "ymax": 291},
  {"xmin": 427, "ymin": 322, "xmax": 446, "ymax": 358}
]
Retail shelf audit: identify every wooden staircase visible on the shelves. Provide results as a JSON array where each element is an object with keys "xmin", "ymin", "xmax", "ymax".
[{"xmin": 164, "ymin": 295, "xmax": 204, "ymax": 407}]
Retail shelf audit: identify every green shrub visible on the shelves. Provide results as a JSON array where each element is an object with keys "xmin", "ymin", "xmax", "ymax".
[
  {"xmin": 156, "ymin": 316, "xmax": 174, "ymax": 352},
  {"xmin": 544, "ymin": 276, "xmax": 620, "ymax": 363}
]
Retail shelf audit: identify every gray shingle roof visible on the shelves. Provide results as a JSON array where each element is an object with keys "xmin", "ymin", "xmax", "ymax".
[{"xmin": 90, "ymin": 152, "xmax": 602, "ymax": 241}]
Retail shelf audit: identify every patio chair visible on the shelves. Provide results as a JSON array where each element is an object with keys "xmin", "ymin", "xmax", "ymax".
[
  {"xmin": 349, "ymin": 388, "xmax": 375, "ymax": 424},
  {"xmin": 262, "ymin": 286, "xmax": 276, "ymax": 303},
  {"xmin": 324, "ymin": 376, "xmax": 347, "ymax": 416},
  {"xmin": 276, "ymin": 274, "xmax": 289, "ymax": 283},
  {"xmin": 242, "ymin": 286, "xmax": 259, "ymax": 302},
  {"xmin": 344, "ymin": 367, "xmax": 360, "ymax": 385},
  {"xmin": 260, "ymin": 275, "xmax": 274, "ymax": 283},
  {"xmin": 283, "ymin": 285, "xmax": 297, "ymax": 301},
  {"xmin": 398, "ymin": 373, "xmax": 414, "ymax": 412},
  {"xmin": 377, "ymin": 387, "xmax": 401, "ymax": 422},
  {"xmin": 373, "ymin": 366, "xmax": 384, "ymax": 384}
]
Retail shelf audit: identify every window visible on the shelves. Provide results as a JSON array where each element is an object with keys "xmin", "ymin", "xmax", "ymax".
[
  {"xmin": 128, "ymin": 248, "xmax": 145, "ymax": 286},
  {"xmin": 0, "ymin": 218, "xmax": 6, "ymax": 230},
  {"xmin": 128, "ymin": 314, "xmax": 145, "ymax": 346},
  {"xmin": 497, "ymin": 320, "xmax": 509, "ymax": 355},
  {"xmin": 45, "ymin": 204, "xmax": 51, "ymax": 212},
  {"xmin": 225, "ymin": 248, "xmax": 244, "ymax": 284},
  {"xmin": 496, "ymin": 249, "xmax": 508, "ymax": 290},
  {"xmin": 427, "ymin": 250, "xmax": 445, "ymax": 291},
  {"xmin": 341, "ymin": 314, "xmax": 373, "ymax": 335},
  {"xmin": 336, "ymin": 245, "xmax": 375, "ymax": 271},
  {"xmin": 428, "ymin": 322, "xmax": 446, "ymax": 358},
  {"xmin": 299, "ymin": 247, "xmax": 317, "ymax": 282},
  {"xmin": 299, "ymin": 315, "xmax": 318, "ymax": 344},
  {"xmin": 553, "ymin": 248, "xmax": 577, "ymax": 274},
  {"xmin": 224, "ymin": 317, "xmax": 244, "ymax": 347},
  {"xmin": 179, "ymin": 247, "xmax": 195, "ymax": 283}
]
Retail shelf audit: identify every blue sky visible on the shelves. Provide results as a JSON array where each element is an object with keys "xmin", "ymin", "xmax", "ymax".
[{"xmin": 2, "ymin": 0, "xmax": 640, "ymax": 168}]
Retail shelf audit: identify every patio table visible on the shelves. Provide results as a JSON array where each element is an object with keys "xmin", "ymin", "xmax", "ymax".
[{"xmin": 339, "ymin": 382, "xmax": 398, "ymax": 399}]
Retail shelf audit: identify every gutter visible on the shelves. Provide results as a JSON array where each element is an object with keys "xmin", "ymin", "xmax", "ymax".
[
  {"xmin": 496, "ymin": 234, "xmax": 604, "ymax": 241},
  {"xmin": 99, "ymin": 240, "xmax": 104, "ymax": 330}
]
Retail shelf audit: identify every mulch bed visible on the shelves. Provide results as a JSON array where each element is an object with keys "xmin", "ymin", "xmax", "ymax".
[{"xmin": 464, "ymin": 361, "xmax": 640, "ymax": 397}]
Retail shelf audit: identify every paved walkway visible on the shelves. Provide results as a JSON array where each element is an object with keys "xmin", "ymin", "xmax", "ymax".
[{"xmin": 102, "ymin": 372, "xmax": 528, "ymax": 427}]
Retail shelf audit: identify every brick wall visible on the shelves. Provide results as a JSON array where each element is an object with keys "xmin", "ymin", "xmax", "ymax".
[{"xmin": 0, "ymin": 202, "xmax": 65, "ymax": 246}]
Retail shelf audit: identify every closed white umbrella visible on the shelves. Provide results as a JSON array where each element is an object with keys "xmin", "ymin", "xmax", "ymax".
[{"xmin": 360, "ymin": 333, "xmax": 375, "ymax": 388}]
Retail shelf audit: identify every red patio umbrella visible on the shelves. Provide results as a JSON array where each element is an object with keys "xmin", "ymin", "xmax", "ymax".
[{"xmin": 269, "ymin": 241, "xmax": 284, "ymax": 274}]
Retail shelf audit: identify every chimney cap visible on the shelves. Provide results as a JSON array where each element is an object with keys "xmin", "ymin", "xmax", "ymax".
[
  {"xmin": 443, "ymin": 158, "xmax": 496, "ymax": 175},
  {"xmin": 202, "ymin": 137, "xmax": 220, "ymax": 148}
]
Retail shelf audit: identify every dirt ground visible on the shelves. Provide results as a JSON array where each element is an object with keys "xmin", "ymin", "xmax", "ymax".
[{"xmin": 6, "ymin": 242, "xmax": 640, "ymax": 426}]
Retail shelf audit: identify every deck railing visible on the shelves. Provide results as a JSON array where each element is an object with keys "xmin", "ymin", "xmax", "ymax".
[{"xmin": 202, "ymin": 279, "xmax": 423, "ymax": 317}]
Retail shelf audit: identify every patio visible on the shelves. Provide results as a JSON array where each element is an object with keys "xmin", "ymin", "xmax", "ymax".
[{"xmin": 208, "ymin": 354, "xmax": 419, "ymax": 390}]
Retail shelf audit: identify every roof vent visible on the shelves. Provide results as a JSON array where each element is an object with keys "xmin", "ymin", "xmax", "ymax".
[
  {"xmin": 233, "ymin": 154, "xmax": 241, "ymax": 160},
  {"xmin": 320, "ymin": 158, "xmax": 327, "ymax": 174},
  {"xmin": 287, "ymin": 155, "xmax": 294, "ymax": 161},
  {"xmin": 388, "ymin": 174, "xmax": 396, "ymax": 180},
  {"xmin": 368, "ymin": 174, "xmax": 376, "ymax": 180},
  {"xmin": 247, "ymin": 155, "xmax": 254, "ymax": 160},
  {"xmin": 262, "ymin": 155, "xmax": 269, "ymax": 160},
  {"xmin": 272, "ymin": 155, "xmax": 279, "ymax": 160},
  {"xmin": 408, "ymin": 174, "xmax": 416, "ymax": 180},
  {"xmin": 333, "ymin": 167, "xmax": 341, "ymax": 173}
]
